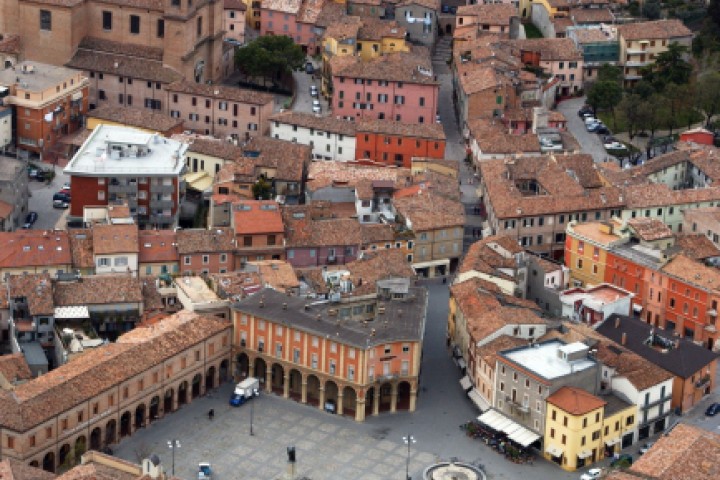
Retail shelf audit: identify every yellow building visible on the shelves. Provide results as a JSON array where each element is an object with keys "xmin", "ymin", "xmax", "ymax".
[
  {"xmin": 565, "ymin": 220, "xmax": 623, "ymax": 287},
  {"xmin": 544, "ymin": 387, "xmax": 637, "ymax": 471},
  {"xmin": 530, "ymin": 0, "xmax": 569, "ymax": 19}
]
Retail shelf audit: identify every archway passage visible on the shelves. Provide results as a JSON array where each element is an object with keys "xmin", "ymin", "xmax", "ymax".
[
  {"xmin": 397, "ymin": 381, "xmax": 411, "ymax": 411},
  {"xmin": 105, "ymin": 419, "xmax": 117, "ymax": 446},
  {"xmin": 58, "ymin": 444, "xmax": 71, "ymax": 469},
  {"xmin": 42, "ymin": 452, "xmax": 55, "ymax": 473},
  {"xmin": 134, "ymin": 404, "xmax": 146, "ymax": 430},
  {"xmin": 74, "ymin": 435, "xmax": 87, "ymax": 460},
  {"xmin": 219, "ymin": 359, "xmax": 230, "ymax": 383},
  {"xmin": 178, "ymin": 381, "xmax": 189, "ymax": 406},
  {"xmin": 325, "ymin": 380, "xmax": 339, "ymax": 413},
  {"xmin": 379, "ymin": 382, "xmax": 393, "ymax": 412},
  {"xmin": 191, "ymin": 373, "xmax": 202, "ymax": 399},
  {"xmin": 236, "ymin": 353, "xmax": 250, "ymax": 378},
  {"xmin": 288, "ymin": 369, "xmax": 303, "ymax": 401},
  {"xmin": 271, "ymin": 363, "xmax": 285, "ymax": 395},
  {"xmin": 90, "ymin": 427, "xmax": 102, "ymax": 451},
  {"xmin": 365, "ymin": 387, "xmax": 375, "ymax": 416},
  {"xmin": 206, "ymin": 366, "xmax": 216, "ymax": 390},
  {"xmin": 306, "ymin": 374, "xmax": 321, "ymax": 407},
  {"xmin": 342, "ymin": 386, "xmax": 357, "ymax": 418},
  {"xmin": 254, "ymin": 357, "xmax": 267, "ymax": 386},
  {"xmin": 164, "ymin": 388, "xmax": 174, "ymax": 413},
  {"xmin": 120, "ymin": 411, "xmax": 131, "ymax": 437},
  {"xmin": 149, "ymin": 396, "xmax": 160, "ymax": 422}
]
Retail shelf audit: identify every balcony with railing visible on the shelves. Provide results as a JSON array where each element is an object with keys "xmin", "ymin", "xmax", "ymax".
[
  {"xmin": 150, "ymin": 214, "xmax": 175, "ymax": 224},
  {"xmin": 695, "ymin": 375, "xmax": 711, "ymax": 390},
  {"xmin": 108, "ymin": 181, "xmax": 138, "ymax": 194},
  {"xmin": 641, "ymin": 394, "xmax": 672, "ymax": 410},
  {"xmin": 506, "ymin": 396, "xmax": 530, "ymax": 414},
  {"xmin": 150, "ymin": 183, "xmax": 175, "ymax": 194},
  {"xmin": 149, "ymin": 199, "xmax": 175, "ymax": 209}
]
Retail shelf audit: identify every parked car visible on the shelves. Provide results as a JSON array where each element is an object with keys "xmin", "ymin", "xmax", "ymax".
[
  {"xmin": 62, "ymin": 182, "xmax": 70, "ymax": 190},
  {"xmin": 610, "ymin": 454, "xmax": 633, "ymax": 468},
  {"xmin": 312, "ymin": 100, "xmax": 321, "ymax": 113},
  {"xmin": 53, "ymin": 199, "xmax": 69, "ymax": 209},
  {"xmin": 604, "ymin": 141, "xmax": 628, "ymax": 151},
  {"xmin": 310, "ymin": 85, "xmax": 318, "ymax": 97},
  {"xmin": 639, "ymin": 442, "xmax": 655, "ymax": 455},
  {"xmin": 305, "ymin": 62, "xmax": 314, "ymax": 74},
  {"xmin": 580, "ymin": 468, "xmax": 602, "ymax": 480},
  {"xmin": 198, "ymin": 462, "xmax": 212, "ymax": 479},
  {"xmin": 705, "ymin": 402, "xmax": 720, "ymax": 416},
  {"xmin": 35, "ymin": 170, "xmax": 46, "ymax": 181},
  {"xmin": 53, "ymin": 192, "xmax": 71, "ymax": 202},
  {"xmin": 22, "ymin": 211, "xmax": 38, "ymax": 229},
  {"xmin": 578, "ymin": 105, "xmax": 594, "ymax": 117},
  {"xmin": 587, "ymin": 121, "xmax": 604, "ymax": 133},
  {"xmin": 595, "ymin": 125, "xmax": 610, "ymax": 135},
  {"xmin": 58, "ymin": 188, "xmax": 71, "ymax": 196}
]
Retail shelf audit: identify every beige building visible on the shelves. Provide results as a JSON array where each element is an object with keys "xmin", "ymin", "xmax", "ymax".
[
  {"xmin": 0, "ymin": 310, "xmax": 231, "ymax": 472},
  {"xmin": 617, "ymin": 19, "xmax": 693, "ymax": 85}
]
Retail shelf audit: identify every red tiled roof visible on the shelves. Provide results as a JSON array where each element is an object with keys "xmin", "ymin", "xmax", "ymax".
[
  {"xmin": 0, "ymin": 231, "xmax": 72, "ymax": 269},
  {"xmin": 232, "ymin": 200, "xmax": 285, "ymax": 235}
]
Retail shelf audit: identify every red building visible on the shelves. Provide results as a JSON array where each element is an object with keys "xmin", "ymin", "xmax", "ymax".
[
  {"xmin": 176, "ymin": 228, "xmax": 237, "ymax": 275},
  {"xmin": 355, "ymin": 119, "xmax": 445, "ymax": 167},
  {"xmin": 679, "ymin": 128, "xmax": 714, "ymax": 146}
]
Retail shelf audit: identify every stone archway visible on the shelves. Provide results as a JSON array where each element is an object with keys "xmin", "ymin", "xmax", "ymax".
[
  {"xmin": 74, "ymin": 435, "xmax": 87, "ymax": 459},
  {"xmin": 254, "ymin": 357, "xmax": 267, "ymax": 387},
  {"xmin": 397, "ymin": 381, "xmax": 411, "ymax": 411},
  {"xmin": 42, "ymin": 451, "xmax": 55, "ymax": 473},
  {"xmin": 288, "ymin": 369, "xmax": 303, "ymax": 401},
  {"xmin": 58, "ymin": 444, "xmax": 71, "ymax": 469},
  {"xmin": 105, "ymin": 419, "xmax": 117, "ymax": 446},
  {"xmin": 342, "ymin": 386, "xmax": 357, "ymax": 418},
  {"xmin": 191, "ymin": 373, "xmax": 202, "ymax": 399},
  {"xmin": 379, "ymin": 382, "xmax": 393, "ymax": 412},
  {"xmin": 236, "ymin": 353, "xmax": 250, "ymax": 378},
  {"xmin": 120, "ymin": 411, "xmax": 132, "ymax": 437},
  {"xmin": 271, "ymin": 363, "xmax": 285, "ymax": 394},
  {"xmin": 134, "ymin": 404, "xmax": 146, "ymax": 430},
  {"xmin": 149, "ymin": 396, "xmax": 160, "ymax": 422},
  {"xmin": 306, "ymin": 374, "xmax": 321, "ymax": 407},
  {"xmin": 206, "ymin": 366, "xmax": 217, "ymax": 390},
  {"xmin": 164, "ymin": 388, "xmax": 175, "ymax": 413},
  {"xmin": 365, "ymin": 386, "xmax": 376, "ymax": 416},
  {"xmin": 90, "ymin": 427, "xmax": 102, "ymax": 451},
  {"xmin": 219, "ymin": 359, "xmax": 230, "ymax": 383},
  {"xmin": 178, "ymin": 381, "xmax": 189, "ymax": 405},
  {"xmin": 325, "ymin": 380, "xmax": 339, "ymax": 412}
]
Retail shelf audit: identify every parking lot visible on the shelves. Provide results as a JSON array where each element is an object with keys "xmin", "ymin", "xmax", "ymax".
[
  {"xmin": 27, "ymin": 165, "xmax": 70, "ymax": 231},
  {"xmin": 557, "ymin": 97, "xmax": 612, "ymax": 164},
  {"xmin": 291, "ymin": 60, "xmax": 329, "ymax": 115}
]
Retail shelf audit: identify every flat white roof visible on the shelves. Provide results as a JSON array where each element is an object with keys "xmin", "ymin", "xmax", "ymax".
[
  {"xmin": 64, "ymin": 124, "xmax": 188, "ymax": 177},
  {"xmin": 503, "ymin": 340, "xmax": 596, "ymax": 380}
]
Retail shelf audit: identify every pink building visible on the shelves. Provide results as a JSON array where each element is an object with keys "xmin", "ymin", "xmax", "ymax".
[
  {"xmin": 260, "ymin": 0, "xmax": 301, "ymax": 39},
  {"xmin": 224, "ymin": 0, "xmax": 247, "ymax": 44},
  {"xmin": 330, "ymin": 51, "xmax": 440, "ymax": 124}
]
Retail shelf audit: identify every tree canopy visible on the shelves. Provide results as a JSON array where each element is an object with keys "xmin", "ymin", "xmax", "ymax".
[{"xmin": 235, "ymin": 36, "xmax": 305, "ymax": 86}]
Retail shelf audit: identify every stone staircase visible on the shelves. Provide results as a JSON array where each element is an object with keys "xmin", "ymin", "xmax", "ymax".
[{"xmin": 432, "ymin": 36, "xmax": 453, "ymax": 73}]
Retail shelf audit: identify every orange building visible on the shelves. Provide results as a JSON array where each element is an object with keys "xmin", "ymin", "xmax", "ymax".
[
  {"xmin": 355, "ymin": 119, "xmax": 445, "ymax": 168},
  {"xmin": 232, "ymin": 282, "xmax": 427, "ymax": 422}
]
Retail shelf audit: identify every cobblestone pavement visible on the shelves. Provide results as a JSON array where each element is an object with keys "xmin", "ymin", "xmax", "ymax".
[{"xmin": 112, "ymin": 284, "xmax": 579, "ymax": 480}]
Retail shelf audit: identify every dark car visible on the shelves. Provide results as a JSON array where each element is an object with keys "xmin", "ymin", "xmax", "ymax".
[
  {"xmin": 35, "ymin": 170, "xmax": 46, "ymax": 181},
  {"xmin": 305, "ymin": 62, "xmax": 314, "ymax": 74},
  {"xmin": 22, "ymin": 211, "xmax": 38, "ymax": 229},
  {"xmin": 610, "ymin": 454, "xmax": 633, "ymax": 468},
  {"xmin": 705, "ymin": 402, "xmax": 720, "ymax": 416},
  {"xmin": 53, "ymin": 192, "xmax": 70, "ymax": 202},
  {"xmin": 578, "ymin": 105, "xmax": 594, "ymax": 117},
  {"xmin": 595, "ymin": 125, "xmax": 610, "ymax": 135}
]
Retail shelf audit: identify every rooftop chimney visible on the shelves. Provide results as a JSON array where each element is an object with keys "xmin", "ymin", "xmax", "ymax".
[
  {"xmin": 614, "ymin": 317, "xmax": 620, "ymax": 329},
  {"xmin": 621, "ymin": 332, "xmax": 627, "ymax": 346}
]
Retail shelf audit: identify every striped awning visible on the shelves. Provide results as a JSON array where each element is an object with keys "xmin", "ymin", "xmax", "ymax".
[
  {"xmin": 54, "ymin": 306, "xmax": 90, "ymax": 319},
  {"xmin": 468, "ymin": 388, "xmax": 490, "ymax": 412},
  {"xmin": 605, "ymin": 437, "xmax": 621, "ymax": 447},
  {"xmin": 477, "ymin": 410, "xmax": 541, "ymax": 447}
]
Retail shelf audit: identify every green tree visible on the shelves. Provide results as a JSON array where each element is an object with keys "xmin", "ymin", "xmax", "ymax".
[
  {"xmin": 653, "ymin": 42, "xmax": 693, "ymax": 86},
  {"xmin": 587, "ymin": 81, "xmax": 623, "ymax": 129},
  {"xmin": 695, "ymin": 72, "xmax": 720, "ymax": 127},
  {"xmin": 235, "ymin": 35, "xmax": 305, "ymax": 86},
  {"xmin": 596, "ymin": 64, "xmax": 623, "ymax": 84},
  {"xmin": 619, "ymin": 94, "xmax": 645, "ymax": 139},
  {"xmin": 643, "ymin": 0, "xmax": 662, "ymax": 20},
  {"xmin": 710, "ymin": 0, "xmax": 720, "ymax": 28},
  {"xmin": 252, "ymin": 177, "xmax": 273, "ymax": 200},
  {"xmin": 661, "ymin": 83, "xmax": 692, "ymax": 135}
]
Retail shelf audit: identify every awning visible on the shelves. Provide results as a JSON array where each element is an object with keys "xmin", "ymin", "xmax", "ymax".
[
  {"xmin": 578, "ymin": 450, "xmax": 593, "ymax": 459},
  {"xmin": 54, "ymin": 306, "xmax": 90, "ymax": 319},
  {"xmin": 633, "ymin": 304, "xmax": 643, "ymax": 313},
  {"xmin": 71, "ymin": 91, "xmax": 83, "ymax": 101},
  {"xmin": 468, "ymin": 388, "xmax": 490, "ymax": 411},
  {"xmin": 457, "ymin": 358, "xmax": 467, "ymax": 370},
  {"xmin": 411, "ymin": 259, "xmax": 450, "ymax": 270},
  {"xmin": 545, "ymin": 445, "xmax": 563, "ymax": 457},
  {"xmin": 477, "ymin": 410, "xmax": 541, "ymax": 447},
  {"xmin": 604, "ymin": 437, "xmax": 621, "ymax": 447},
  {"xmin": 459, "ymin": 375, "xmax": 472, "ymax": 391}
]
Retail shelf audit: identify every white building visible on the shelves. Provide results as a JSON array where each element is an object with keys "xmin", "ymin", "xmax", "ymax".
[{"xmin": 270, "ymin": 111, "xmax": 356, "ymax": 161}]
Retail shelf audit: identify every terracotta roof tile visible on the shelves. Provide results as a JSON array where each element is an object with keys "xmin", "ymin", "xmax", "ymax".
[
  {"xmin": 250, "ymin": 260, "xmax": 300, "ymax": 291},
  {"xmin": 224, "ymin": 0, "xmax": 247, "ymax": 10},
  {"xmin": 675, "ymin": 234, "xmax": 720, "ymax": 261},
  {"xmin": 361, "ymin": 224, "xmax": 397, "ymax": 245},
  {"xmin": 0, "ymin": 35, "xmax": 21, "ymax": 55},
  {"xmin": 622, "ymin": 423, "xmax": 720, "ymax": 480},
  {"xmin": 357, "ymin": 17, "xmax": 407, "ymax": 41},
  {"xmin": 0, "ymin": 459, "xmax": 56, "ymax": 480},
  {"xmin": 8, "ymin": 274, "xmax": 54, "ymax": 316},
  {"xmin": 0, "ymin": 230, "xmax": 72, "ymax": 269},
  {"xmin": 344, "ymin": 249, "xmax": 415, "ymax": 296},
  {"xmin": 306, "ymin": 162, "xmax": 412, "ymax": 192},
  {"xmin": 547, "ymin": 386, "xmax": 605, "ymax": 415},
  {"xmin": 626, "ymin": 217, "xmax": 673, "ymax": 242},
  {"xmin": 0, "ymin": 353, "xmax": 33, "ymax": 385},
  {"xmin": 270, "ymin": 111, "xmax": 357, "ymax": 136},
  {"xmin": 232, "ymin": 200, "xmax": 285, "ymax": 235},
  {"xmin": 469, "ymin": 118, "xmax": 540, "ymax": 154},
  {"xmin": 166, "ymin": 79, "xmax": 274, "ymax": 106},
  {"xmin": 54, "ymin": 275, "xmax": 143, "ymax": 306},
  {"xmin": 284, "ymin": 207, "xmax": 363, "ymax": 247},
  {"xmin": 88, "ymin": 105, "xmax": 183, "ymax": 133},
  {"xmin": 396, "ymin": 0, "xmax": 439, "ymax": 9},
  {"xmin": 209, "ymin": 271, "xmax": 263, "ymax": 300},
  {"xmin": 176, "ymin": 228, "xmax": 236, "ymax": 254},
  {"xmin": 315, "ymin": 1, "xmax": 348, "ymax": 28},
  {"xmin": 93, "ymin": 224, "xmax": 139, "ymax": 254},
  {"xmin": 475, "ymin": 334, "xmax": 526, "ymax": 366},
  {"xmin": 138, "ymin": 230, "xmax": 179, "ymax": 263},
  {"xmin": 68, "ymin": 229, "xmax": 95, "ymax": 270},
  {"xmin": 569, "ymin": 7, "xmax": 614, "ymax": 23},
  {"xmin": 618, "ymin": 19, "xmax": 693, "ymax": 41},
  {"xmin": 661, "ymin": 254, "xmax": 720, "ymax": 293},
  {"xmin": 332, "ymin": 48, "xmax": 438, "ymax": 85},
  {"xmin": 0, "ymin": 311, "xmax": 229, "ymax": 431},
  {"xmin": 323, "ymin": 15, "xmax": 363, "ymax": 40},
  {"xmin": 298, "ymin": 0, "xmax": 327, "ymax": 23},
  {"xmin": 262, "ymin": 0, "xmax": 301, "ymax": 14},
  {"xmin": 460, "ymin": 235, "xmax": 523, "ymax": 278},
  {"xmin": 512, "ymin": 38, "xmax": 583, "ymax": 61},
  {"xmin": 456, "ymin": 4, "xmax": 518, "ymax": 26},
  {"xmin": 393, "ymin": 190, "xmax": 465, "ymax": 231},
  {"xmin": 357, "ymin": 118, "xmax": 445, "ymax": 140},
  {"xmin": 242, "ymin": 136, "xmax": 311, "ymax": 183}
]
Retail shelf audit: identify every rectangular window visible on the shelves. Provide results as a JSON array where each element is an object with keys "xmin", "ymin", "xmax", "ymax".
[
  {"xmin": 40, "ymin": 10, "xmax": 52, "ymax": 31},
  {"xmin": 157, "ymin": 19, "xmax": 165, "ymax": 38},
  {"xmin": 130, "ymin": 15, "xmax": 140, "ymax": 34},
  {"xmin": 102, "ymin": 11, "xmax": 112, "ymax": 30}
]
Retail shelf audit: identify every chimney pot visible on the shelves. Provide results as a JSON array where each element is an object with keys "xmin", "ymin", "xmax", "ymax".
[
  {"xmin": 621, "ymin": 332, "xmax": 627, "ymax": 346},
  {"xmin": 614, "ymin": 317, "xmax": 620, "ymax": 328}
]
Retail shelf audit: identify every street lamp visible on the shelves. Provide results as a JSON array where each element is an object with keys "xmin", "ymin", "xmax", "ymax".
[
  {"xmin": 402, "ymin": 434, "xmax": 416, "ymax": 480},
  {"xmin": 249, "ymin": 388, "xmax": 260, "ymax": 436},
  {"xmin": 167, "ymin": 439, "xmax": 181, "ymax": 476}
]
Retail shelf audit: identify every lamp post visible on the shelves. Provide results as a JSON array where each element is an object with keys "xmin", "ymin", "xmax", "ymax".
[
  {"xmin": 167, "ymin": 439, "xmax": 181, "ymax": 476},
  {"xmin": 402, "ymin": 434, "xmax": 416, "ymax": 480},
  {"xmin": 249, "ymin": 388, "xmax": 260, "ymax": 436}
]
